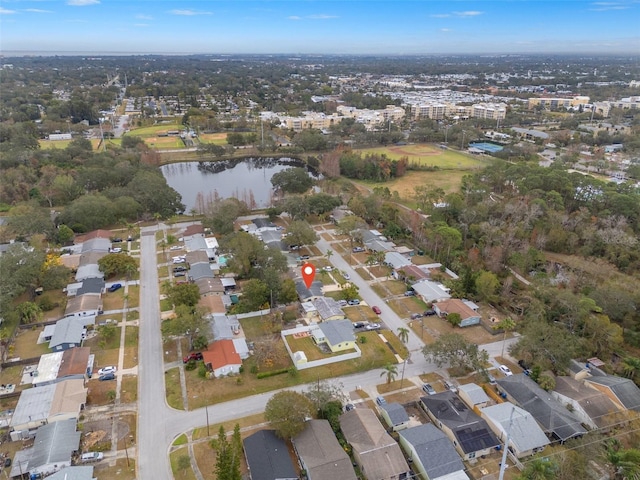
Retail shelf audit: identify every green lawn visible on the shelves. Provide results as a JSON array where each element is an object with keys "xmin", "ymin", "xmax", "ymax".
[
  {"xmin": 126, "ymin": 124, "xmax": 183, "ymax": 137},
  {"xmin": 356, "ymin": 143, "xmax": 487, "ymax": 169}
]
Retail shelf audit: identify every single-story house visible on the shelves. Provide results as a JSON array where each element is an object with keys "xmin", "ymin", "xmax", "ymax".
[
  {"xmin": 196, "ymin": 277, "xmax": 225, "ymax": 296},
  {"xmin": 480, "ymin": 403, "xmax": 549, "ymax": 458},
  {"xmin": 75, "ymin": 229, "xmax": 112, "ymax": 243},
  {"xmin": 80, "ymin": 237, "xmax": 111, "ymax": 253},
  {"xmin": 312, "ymin": 297, "xmax": 345, "ymax": 322},
  {"xmin": 300, "ymin": 301, "xmax": 318, "ymax": 320},
  {"xmin": 183, "ymin": 224, "xmax": 205, "ymax": 237},
  {"xmin": 395, "ymin": 264, "xmax": 430, "ymax": 283},
  {"xmin": 185, "ymin": 250, "xmax": 209, "ymax": 265},
  {"xmin": 412, "ymin": 280, "xmax": 451, "ymax": 304},
  {"xmin": 33, "ymin": 347, "xmax": 92, "ymax": 387},
  {"xmin": 10, "ymin": 379, "xmax": 87, "ymax": 433},
  {"xmin": 252, "ymin": 217, "xmax": 277, "ymax": 231},
  {"xmin": 496, "ymin": 374, "xmax": 588, "ymax": 442},
  {"xmin": 433, "ymin": 299, "xmax": 481, "ymax": 327},
  {"xmin": 583, "ymin": 366, "xmax": 640, "ymax": 412},
  {"xmin": 365, "ymin": 238, "xmax": 396, "ymax": 253},
  {"xmin": 78, "ymin": 251, "xmax": 107, "ymax": 267},
  {"xmin": 399, "ymin": 423, "xmax": 469, "ymax": 480},
  {"xmin": 457, "ymin": 383, "xmax": 491, "ymax": 410},
  {"xmin": 552, "ymin": 376, "xmax": 621, "ymax": 429},
  {"xmin": 75, "ymin": 264, "xmax": 104, "ymax": 282},
  {"xmin": 211, "ymin": 314, "xmax": 241, "ymax": 339},
  {"xmin": 9, "ymin": 418, "xmax": 81, "ymax": 478},
  {"xmin": 420, "ymin": 392, "xmax": 500, "ymax": 460},
  {"xmin": 198, "ymin": 294, "xmax": 226, "ymax": 314},
  {"xmin": 260, "ymin": 230, "xmax": 286, "ymax": 251},
  {"xmin": 379, "ymin": 402, "xmax": 410, "ymax": 431},
  {"xmin": 189, "ymin": 262, "xmax": 214, "ymax": 282},
  {"xmin": 292, "ymin": 419, "xmax": 357, "ymax": 480},
  {"xmin": 41, "ymin": 466, "xmax": 95, "ymax": 480},
  {"xmin": 339, "ymin": 409, "xmax": 410, "ymax": 480},
  {"xmin": 384, "ymin": 251, "xmax": 411, "ymax": 270},
  {"xmin": 66, "ymin": 277, "xmax": 105, "ymax": 297},
  {"xmin": 202, "ymin": 340, "xmax": 242, "ymax": 378},
  {"xmin": 295, "ymin": 279, "xmax": 323, "ymax": 302},
  {"xmin": 243, "ymin": 430, "xmax": 298, "ymax": 480},
  {"xmin": 312, "ymin": 320, "xmax": 356, "ymax": 353},
  {"xmin": 64, "ymin": 293, "xmax": 102, "ymax": 318},
  {"xmin": 48, "ymin": 317, "xmax": 91, "ymax": 351}
]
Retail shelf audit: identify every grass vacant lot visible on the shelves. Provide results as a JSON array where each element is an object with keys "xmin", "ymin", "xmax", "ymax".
[
  {"xmin": 285, "ymin": 335, "xmax": 356, "ymax": 361},
  {"xmin": 166, "ymin": 368, "xmax": 183, "ymax": 410},
  {"xmin": 126, "ymin": 124, "xmax": 183, "ymax": 137},
  {"xmin": 170, "ymin": 446, "xmax": 197, "ymax": 480},
  {"xmin": 87, "ymin": 377, "xmax": 117, "ymax": 406},
  {"xmin": 198, "ymin": 132, "xmax": 228, "ymax": 145},
  {"xmin": 121, "ymin": 376, "xmax": 138, "ymax": 403},
  {"xmin": 357, "ymin": 143, "xmax": 487, "ymax": 169},
  {"xmin": 94, "ymin": 458, "xmax": 136, "ymax": 480},
  {"xmin": 192, "ymin": 412, "xmax": 265, "ymax": 441},
  {"xmin": 123, "ymin": 327, "xmax": 139, "ymax": 369}
]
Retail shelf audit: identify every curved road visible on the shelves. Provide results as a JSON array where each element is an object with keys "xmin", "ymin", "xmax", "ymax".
[{"xmin": 137, "ymin": 225, "xmax": 518, "ymax": 480}]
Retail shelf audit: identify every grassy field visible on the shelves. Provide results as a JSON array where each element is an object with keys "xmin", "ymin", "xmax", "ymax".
[
  {"xmin": 356, "ymin": 143, "xmax": 487, "ymax": 169},
  {"xmin": 199, "ymin": 132, "xmax": 228, "ymax": 145},
  {"xmin": 126, "ymin": 124, "xmax": 183, "ymax": 137},
  {"xmin": 38, "ymin": 138, "xmax": 121, "ymax": 150}
]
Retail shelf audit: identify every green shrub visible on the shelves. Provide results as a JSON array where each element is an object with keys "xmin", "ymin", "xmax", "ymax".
[
  {"xmin": 185, "ymin": 359, "xmax": 197, "ymax": 371},
  {"xmin": 256, "ymin": 368, "xmax": 289, "ymax": 379}
]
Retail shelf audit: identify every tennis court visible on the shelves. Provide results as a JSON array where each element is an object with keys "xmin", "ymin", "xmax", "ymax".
[{"xmin": 469, "ymin": 142, "xmax": 504, "ymax": 153}]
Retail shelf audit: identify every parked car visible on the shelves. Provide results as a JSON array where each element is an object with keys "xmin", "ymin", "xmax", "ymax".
[
  {"xmin": 404, "ymin": 290, "xmax": 416, "ymax": 296},
  {"xmin": 365, "ymin": 323, "xmax": 381, "ymax": 331},
  {"xmin": 499, "ymin": 365, "xmax": 513, "ymax": 376},
  {"xmin": 338, "ymin": 300, "xmax": 348, "ymax": 307},
  {"xmin": 375, "ymin": 396, "xmax": 387, "ymax": 406},
  {"xmin": 174, "ymin": 271, "xmax": 186, "ymax": 277},
  {"xmin": 344, "ymin": 403, "xmax": 356, "ymax": 412},
  {"xmin": 172, "ymin": 258, "xmax": 186, "ymax": 264},
  {"xmin": 342, "ymin": 272, "xmax": 350, "ymax": 280},
  {"xmin": 352, "ymin": 321, "xmax": 366, "ymax": 329},
  {"xmin": 4, "ymin": 457, "xmax": 11, "ymax": 468},
  {"xmin": 170, "ymin": 245, "xmax": 182, "ymax": 251},
  {"xmin": 410, "ymin": 313, "xmax": 423, "ymax": 319},
  {"xmin": 347, "ymin": 299, "xmax": 360, "ymax": 306},
  {"xmin": 424, "ymin": 309, "xmax": 437, "ymax": 316},
  {"xmin": 111, "ymin": 238, "xmax": 123, "ymax": 243},
  {"xmin": 323, "ymin": 266, "xmax": 333, "ymax": 272},
  {"xmin": 98, "ymin": 366, "xmax": 117, "ymax": 376},
  {"xmin": 109, "ymin": 247, "xmax": 122, "ymax": 253},
  {"xmin": 517, "ymin": 359, "xmax": 531, "ymax": 375},
  {"xmin": 372, "ymin": 306, "xmax": 382, "ymax": 314},
  {"xmin": 99, "ymin": 372, "xmax": 115, "ymax": 381},
  {"xmin": 352, "ymin": 247, "xmax": 365, "ymax": 253},
  {"xmin": 183, "ymin": 352, "xmax": 203, "ymax": 363},
  {"xmin": 81, "ymin": 452, "xmax": 104, "ymax": 463},
  {"xmin": 173, "ymin": 266, "xmax": 187, "ymax": 272},
  {"xmin": 443, "ymin": 380, "xmax": 458, "ymax": 393},
  {"xmin": 298, "ymin": 255, "xmax": 310, "ymax": 260},
  {"xmin": 487, "ymin": 373, "xmax": 497, "ymax": 385},
  {"xmin": 422, "ymin": 383, "xmax": 436, "ymax": 395},
  {"xmin": 108, "ymin": 283, "xmax": 122, "ymax": 292}
]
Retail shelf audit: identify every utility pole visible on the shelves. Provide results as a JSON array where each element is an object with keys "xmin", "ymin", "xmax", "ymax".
[{"xmin": 498, "ymin": 406, "xmax": 515, "ymax": 480}]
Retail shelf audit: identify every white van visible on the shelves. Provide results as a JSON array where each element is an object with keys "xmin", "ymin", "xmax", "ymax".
[{"xmin": 81, "ymin": 452, "xmax": 104, "ymax": 463}]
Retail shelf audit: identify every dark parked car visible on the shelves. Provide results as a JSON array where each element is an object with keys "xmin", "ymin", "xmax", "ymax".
[
  {"xmin": 108, "ymin": 283, "xmax": 122, "ymax": 292},
  {"xmin": 183, "ymin": 352, "xmax": 203, "ymax": 363},
  {"xmin": 424, "ymin": 309, "xmax": 436, "ymax": 316},
  {"xmin": 352, "ymin": 322, "xmax": 366, "ymax": 329},
  {"xmin": 99, "ymin": 373, "xmax": 115, "ymax": 381},
  {"xmin": 404, "ymin": 290, "xmax": 416, "ymax": 296},
  {"xmin": 4, "ymin": 457, "xmax": 11, "ymax": 468},
  {"xmin": 344, "ymin": 403, "xmax": 356, "ymax": 412},
  {"xmin": 111, "ymin": 237, "xmax": 123, "ymax": 243},
  {"xmin": 173, "ymin": 266, "xmax": 187, "ymax": 272}
]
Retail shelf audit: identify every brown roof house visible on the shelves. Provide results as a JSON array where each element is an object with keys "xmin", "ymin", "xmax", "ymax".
[
  {"xmin": 32, "ymin": 347, "xmax": 92, "ymax": 387},
  {"xmin": 339, "ymin": 408, "xmax": 410, "ymax": 480},
  {"xmin": 202, "ymin": 340, "xmax": 242, "ymax": 378},
  {"xmin": 433, "ymin": 299, "xmax": 481, "ymax": 327},
  {"xmin": 292, "ymin": 419, "xmax": 357, "ymax": 480},
  {"xmin": 64, "ymin": 293, "xmax": 102, "ymax": 318}
]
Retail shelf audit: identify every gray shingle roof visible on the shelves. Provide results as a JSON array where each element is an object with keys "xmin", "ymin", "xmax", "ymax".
[
  {"xmin": 421, "ymin": 392, "xmax": 500, "ymax": 454},
  {"xmin": 295, "ymin": 279, "xmax": 323, "ymax": 300},
  {"xmin": 75, "ymin": 277, "xmax": 105, "ymax": 296},
  {"xmin": 380, "ymin": 403, "xmax": 409, "ymax": 426},
  {"xmin": 400, "ymin": 423, "xmax": 466, "ymax": 479},
  {"xmin": 481, "ymin": 403, "xmax": 550, "ymax": 453},
  {"xmin": 45, "ymin": 466, "xmax": 95, "ymax": 480},
  {"xmin": 458, "ymin": 383, "xmax": 490, "ymax": 406},
  {"xmin": 49, "ymin": 317, "xmax": 86, "ymax": 349},
  {"xmin": 189, "ymin": 262, "xmax": 214, "ymax": 281},
  {"xmin": 497, "ymin": 374, "xmax": 588, "ymax": 441},
  {"xmin": 29, "ymin": 418, "xmax": 81, "ymax": 473},
  {"xmin": 293, "ymin": 419, "xmax": 357, "ymax": 480},
  {"xmin": 318, "ymin": 319, "xmax": 355, "ymax": 347},
  {"xmin": 584, "ymin": 371, "xmax": 640, "ymax": 412},
  {"xmin": 554, "ymin": 376, "xmax": 620, "ymax": 427},
  {"xmin": 312, "ymin": 297, "xmax": 344, "ymax": 321},
  {"xmin": 243, "ymin": 430, "xmax": 297, "ymax": 480}
]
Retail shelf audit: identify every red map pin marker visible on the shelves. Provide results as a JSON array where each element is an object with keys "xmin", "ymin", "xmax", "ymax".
[{"xmin": 301, "ymin": 263, "xmax": 316, "ymax": 289}]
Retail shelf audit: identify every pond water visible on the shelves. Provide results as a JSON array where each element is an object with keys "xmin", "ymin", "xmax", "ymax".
[{"xmin": 160, "ymin": 157, "xmax": 316, "ymax": 212}]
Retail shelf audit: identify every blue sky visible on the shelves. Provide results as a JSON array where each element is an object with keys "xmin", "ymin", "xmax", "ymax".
[{"xmin": 1, "ymin": 0, "xmax": 638, "ymax": 55}]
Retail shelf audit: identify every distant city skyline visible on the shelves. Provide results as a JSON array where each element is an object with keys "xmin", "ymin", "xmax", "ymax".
[{"xmin": 1, "ymin": 0, "xmax": 639, "ymax": 55}]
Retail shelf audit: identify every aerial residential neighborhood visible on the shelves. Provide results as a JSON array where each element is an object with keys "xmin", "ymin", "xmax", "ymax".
[{"xmin": 2, "ymin": 2, "xmax": 640, "ymax": 478}]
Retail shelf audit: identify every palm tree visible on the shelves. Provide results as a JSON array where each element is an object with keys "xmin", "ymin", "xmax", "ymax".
[
  {"xmin": 607, "ymin": 445, "xmax": 640, "ymax": 480},
  {"xmin": 380, "ymin": 364, "xmax": 398, "ymax": 384},
  {"xmin": 397, "ymin": 327, "xmax": 409, "ymax": 344},
  {"xmin": 325, "ymin": 249, "xmax": 333, "ymax": 262},
  {"xmin": 495, "ymin": 317, "xmax": 516, "ymax": 359}
]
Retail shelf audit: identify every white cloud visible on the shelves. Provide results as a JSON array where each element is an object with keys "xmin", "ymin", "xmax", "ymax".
[
  {"xmin": 67, "ymin": 0, "xmax": 100, "ymax": 5},
  {"xmin": 136, "ymin": 14, "xmax": 153, "ymax": 20},
  {"xmin": 287, "ymin": 15, "xmax": 301, "ymax": 20},
  {"xmin": 25, "ymin": 8, "xmax": 53, "ymax": 13},
  {"xmin": 134, "ymin": 23, "xmax": 150, "ymax": 27},
  {"xmin": 307, "ymin": 14, "xmax": 338, "ymax": 19},
  {"xmin": 0, "ymin": 7, "xmax": 17, "ymax": 14},
  {"xmin": 453, "ymin": 11, "xmax": 484, "ymax": 16},
  {"xmin": 440, "ymin": 28, "xmax": 451, "ymax": 32},
  {"xmin": 169, "ymin": 9, "xmax": 212, "ymax": 16},
  {"xmin": 589, "ymin": 0, "xmax": 633, "ymax": 9}
]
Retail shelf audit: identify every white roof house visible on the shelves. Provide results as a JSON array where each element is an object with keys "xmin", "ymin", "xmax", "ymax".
[{"xmin": 480, "ymin": 403, "xmax": 550, "ymax": 458}]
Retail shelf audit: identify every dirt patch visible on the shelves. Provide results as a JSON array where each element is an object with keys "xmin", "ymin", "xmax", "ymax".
[{"xmin": 387, "ymin": 144, "xmax": 441, "ymax": 157}]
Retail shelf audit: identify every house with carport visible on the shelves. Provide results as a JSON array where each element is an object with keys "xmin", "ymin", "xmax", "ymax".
[
  {"xmin": 339, "ymin": 408, "xmax": 410, "ymax": 480},
  {"xmin": 480, "ymin": 403, "xmax": 549, "ymax": 458},
  {"xmin": 32, "ymin": 347, "xmax": 93, "ymax": 387},
  {"xmin": 398, "ymin": 423, "xmax": 469, "ymax": 480},
  {"xmin": 311, "ymin": 319, "xmax": 356, "ymax": 353}
]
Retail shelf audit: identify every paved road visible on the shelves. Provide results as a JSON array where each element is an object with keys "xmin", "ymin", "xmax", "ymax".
[{"xmin": 136, "ymin": 224, "xmax": 519, "ymax": 479}]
